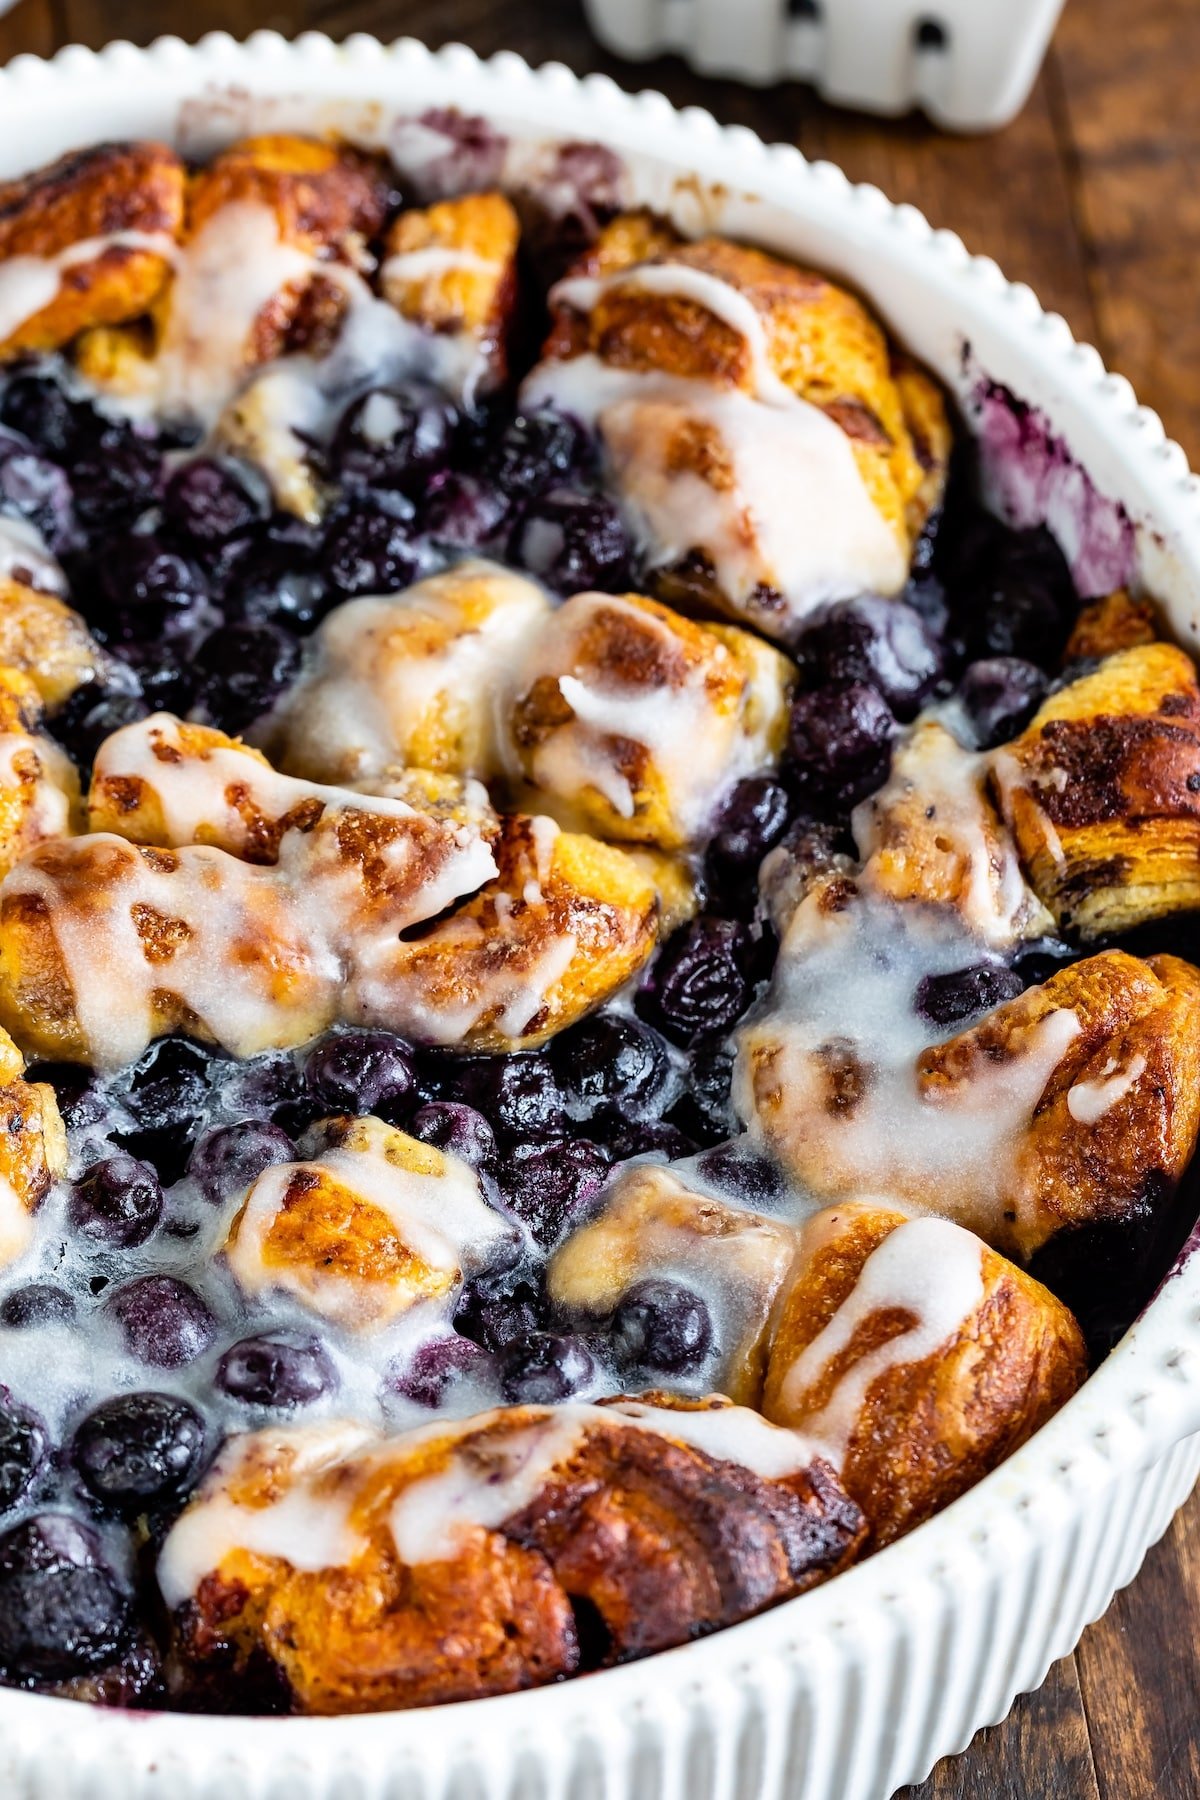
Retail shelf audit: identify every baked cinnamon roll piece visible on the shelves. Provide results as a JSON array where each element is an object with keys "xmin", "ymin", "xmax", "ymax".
[
  {"xmin": 0, "ymin": 579, "xmax": 105, "ymax": 711},
  {"xmin": 522, "ymin": 213, "xmax": 949, "ymax": 641},
  {"xmin": 223, "ymin": 1115, "xmax": 515, "ymax": 1332},
  {"xmin": 0, "ymin": 1022, "xmax": 67, "ymax": 1266},
  {"xmin": 505, "ymin": 590, "xmax": 794, "ymax": 850},
  {"xmin": 992, "ymin": 642, "xmax": 1200, "ymax": 938},
  {"xmin": 0, "ymin": 666, "xmax": 80, "ymax": 879},
  {"xmin": 1062, "ymin": 589, "xmax": 1158, "ymax": 665},
  {"xmin": 761, "ymin": 1203, "xmax": 1086, "ymax": 1546},
  {"xmin": 547, "ymin": 1163, "xmax": 799, "ymax": 1404},
  {"xmin": 265, "ymin": 561, "xmax": 553, "ymax": 786},
  {"xmin": 0, "ymin": 141, "xmax": 184, "ymax": 360},
  {"xmin": 159, "ymin": 1398, "xmax": 864, "ymax": 1713},
  {"xmin": 380, "ymin": 190, "xmax": 520, "ymax": 400}
]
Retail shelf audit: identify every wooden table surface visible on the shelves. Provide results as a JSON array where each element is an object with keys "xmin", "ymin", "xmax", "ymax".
[{"xmin": 1, "ymin": 0, "xmax": 1198, "ymax": 1791}]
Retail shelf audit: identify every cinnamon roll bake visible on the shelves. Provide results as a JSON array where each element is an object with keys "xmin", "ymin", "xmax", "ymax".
[{"xmin": 0, "ymin": 120, "xmax": 1191, "ymax": 1716}]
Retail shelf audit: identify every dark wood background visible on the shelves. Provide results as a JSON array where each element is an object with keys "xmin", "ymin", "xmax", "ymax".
[{"xmin": 1, "ymin": 0, "xmax": 1198, "ymax": 1791}]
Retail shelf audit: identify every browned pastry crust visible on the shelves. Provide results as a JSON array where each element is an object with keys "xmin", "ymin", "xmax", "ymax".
[
  {"xmin": 0, "ymin": 1022, "xmax": 67, "ymax": 1265},
  {"xmin": 0, "ymin": 581, "xmax": 105, "ymax": 711},
  {"xmin": 1062, "ymin": 589, "xmax": 1158, "ymax": 665},
  {"xmin": 165, "ymin": 1399, "xmax": 865, "ymax": 1713},
  {"xmin": 761, "ymin": 1204, "xmax": 1087, "ymax": 1547},
  {"xmin": 920, "ymin": 948, "xmax": 1200, "ymax": 1258},
  {"xmin": 992, "ymin": 642, "xmax": 1200, "ymax": 938},
  {"xmin": 0, "ymin": 141, "xmax": 185, "ymax": 359},
  {"xmin": 541, "ymin": 210, "xmax": 950, "ymax": 622},
  {"xmin": 382, "ymin": 190, "xmax": 520, "ymax": 390},
  {"xmin": 0, "ymin": 665, "xmax": 81, "ymax": 879}
]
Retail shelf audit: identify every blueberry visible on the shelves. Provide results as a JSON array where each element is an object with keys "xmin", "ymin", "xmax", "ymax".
[
  {"xmin": 216, "ymin": 1334, "xmax": 335, "ymax": 1409},
  {"xmin": 496, "ymin": 1331, "xmax": 596, "ymax": 1404},
  {"xmin": 693, "ymin": 1141, "xmax": 788, "ymax": 1209},
  {"xmin": 611, "ymin": 1279, "xmax": 713, "ymax": 1375},
  {"xmin": 119, "ymin": 1039, "xmax": 217, "ymax": 1182},
  {"xmin": 511, "ymin": 487, "xmax": 632, "ymax": 595},
  {"xmin": 320, "ymin": 497, "xmax": 424, "ymax": 599},
  {"xmin": 455, "ymin": 1276, "xmax": 547, "ymax": 1352},
  {"xmin": 408, "ymin": 1101, "xmax": 498, "ymax": 1170},
  {"xmin": 332, "ymin": 385, "xmax": 456, "ymax": 494},
  {"xmin": 193, "ymin": 621, "xmax": 302, "ymax": 732},
  {"xmin": 914, "ymin": 964, "xmax": 1026, "ymax": 1028},
  {"xmin": 71, "ymin": 1393, "xmax": 205, "ymax": 1514},
  {"xmin": 188, "ymin": 1122, "xmax": 294, "ymax": 1205},
  {"xmin": 70, "ymin": 429, "xmax": 162, "ymax": 531},
  {"xmin": 0, "ymin": 1514, "xmax": 131, "ymax": 1681},
  {"xmin": 49, "ymin": 684, "xmax": 149, "ymax": 772},
  {"xmin": 950, "ymin": 520, "xmax": 1077, "ymax": 666},
  {"xmin": 26, "ymin": 1061, "xmax": 109, "ymax": 1134},
  {"xmin": 106, "ymin": 1277, "xmax": 216, "ymax": 1370},
  {"xmin": 0, "ymin": 448, "xmax": 76, "ymax": 552},
  {"xmin": 304, "ymin": 1030, "xmax": 416, "ymax": 1122},
  {"xmin": 162, "ymin": 457, "xmax": 269, "ymax": 549},
  {"xmin": 221, "ymin": 530, "xmax": 327, "ymax": 632},
  {"xmin": 500, "ymin": 1139, "xmax": 610, "ymax": 1248},
  {"xmin": 954, "ymin": 657, "xmax": 1048, "ymax": 750},
  {"xmin": 786, "ymin": 681, "xmax": 896, "ymax": 817},
  {"xmin": 486, "ymin": 410, "xmax": 591, "ymax": 500},
  {"xmin": 69, "ymin": 1154, "xmax": 163, "ymax": 1249},
  {"xmin": 446, "ymin": 1054, "xmax": 568, "ymax": 1143},
  {"xmin": 0, "ymin": 1284, "xmax": 76, "ymax": 1330},
  {"xmin": 391, "ymin": 1336, "xmax": 494, "ymax": 1409},
  {"xmin": 636, "ymin": 917, "xmax": 753, "ymax": 1048},
  {"xmin": 93, "ymin": 535, "xmax": 208, "ymax": 642},
  {"xmin": 603, "ymin": 1117, "xmax": 697, "ymax": 1162},
  {"xmin": 0, "ymin": 1393, "xmax": 48, "ymax": 1512},
  {"xmin": 550, "ymin": 1014, "xmax": 671, "ymax": 1121},
  {"xmin": 0, "ymin": 375, "xmax": 80, "ymax": 458},
  {"xmin": 220, "ymin": 1053, "xmax": 310, "ymax": 1133},
  {"xmin": 799, "ymin": 596, "xmax": 943, "ymax": 719},
  {"xmin": 705, "ymin": 776, "xmax": 792, "ymax": 896},
  {"xmin": 422, "ymin": 470, "xmax": 511, "ymax": 549},
  {"xmin": 667, "ymin": 1043, "xmax": 737, "ymax": 1147}
]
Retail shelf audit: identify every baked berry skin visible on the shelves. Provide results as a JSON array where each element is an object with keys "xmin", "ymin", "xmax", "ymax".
[
  {"xmin": 601, "ymin": 1117, "xmax": 698, "ymax": 1163},
  {"xmin": 69, "ymin": 1154, "xmax": 163, "ymax": 1250},
  {"xmin": 945, "ymin": 515, "xmax": 1078, "ymax": 666},
  {"xmin": 105, "ymin": 1278, "xmax": 216, "ymax": 1371},
  {"xmin": 550, "ymin": 1014, "xmax": 672, "ymax": 1120},
  {"xmin": 954, "ymin": 656, "xmax": 1048, "ymax": 749},
  {"xmin": 0, "ymin": 374, "xmax": 81, "ymax": 459},
  {"xmin": 667, "ymin": 1043, "xmax": 737, "ymax": 1148},
  {"xmin": 915, "ymin": 964, "xmax": 1027, "ymax": 1028},
  {"xmin": 0, "ymin": 1284, "xmax": 76, "ymax": 1330},
  {"xmin": 332, "ymin": 384, "xmax": 457, "ymax": 495},
  {"xmin": 408, "ymin": 1101, "xmax": 498, "ymax": 1171},
  {"xmin": 786, "ymin": 681, "xmax": 897, "ymax": 818},
  {"xmin": 71, "ymin": 1394, "xmax": 206, "ymax": 1514},
  {"xmin": 193, "ymin": 620, "xmax": 303, "ymax": 733},
  {"xmin": 485, "ymin": 408, "xmax": 591, "ymax": 500},
  {"xmin": 422, "ymin": 470, "xmax": 511, "ymax": 550},
  {"xmin": 705, "ymin": 776, "xmax": 793, "ymax": 898},
  {"xmin": 391, "ymin": 1335, "xmax": 494, "ymax": 1409},
  {"xmin": 0, "ymin": 1514, "xmax": 132, "ymax": 1683},
  {"xmin": 92, "ymin": 534, "xmax": 208, "ymax": 644},
  {"xmin": 0, "ymin": 1393, "xmax": 48, "ymax": 1514},
  {"xmin": 636, "ymin": 917, "xmax": 754, "ymax": 1049},
  {"xmin": 0, "ymin": 439, "xmax": 77, "ymax": 553},
  {"xmin": 304, "ymin": 1030, "xmax": 417, "ymax": 1123},
  {"xmin": 319, "ymin": 496, "xmax": 425, "ymax": 599},
  {"xmin": 799, "ymin": 595, "xmax": 944, "ymax": 719},
  {"xmin": 611, "ymin": 1279, "xmax": 713, "ymax": 1376},
  {"xmin": 49, "ymin": 685, "xmax": 149, "ymax": 774},
  {"xmin": 163, "ymin": 457, "xmax": 269, "ymax": 550},
  {"xmin": 496, "ymin": 1330, "xmax": 597, "ymax": 1404},
  {"xmin": 216, "ymin": 1336, "xmax": 336, "ymax": 1410},
  {"xmin": 187, "ymin": 1122, "xmax": 294, "ymax": 1207},
  {"xmin": 500, "ymin": 1139, "xmax": 611, "ymax": 1249},
  {"xmin": 445, "ymin": 1054, "xmax": 569, "ymax": 1144},
  {"xmin": 510, "ymin": 487, "xmax": 633, "ymax": 594}
]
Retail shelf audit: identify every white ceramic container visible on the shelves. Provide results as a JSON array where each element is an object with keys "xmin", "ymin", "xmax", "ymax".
[
  {"xmin": 0, "ymin": 30, "xmax": 1198, "ymax": 1800},
  {"xmin": 582, "ymin": 0, "xmax": 1068, "ymax": 131}
]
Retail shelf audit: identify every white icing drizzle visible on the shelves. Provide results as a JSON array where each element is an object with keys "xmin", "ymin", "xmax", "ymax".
[
  {"xmin": 0, "ymin": 515, "xmax": 67, "ymax": 597},
  {"xmin": 1067, "ymin": 1053, "xmax": 1147, "ymax": 1125},
  {"xmin": 157, "ymin": 1399, "xmax": 815, "ymax": 1602},
  {"xmin": 225, "ymin": 1132, "xmax": 509, "ymax": 1331},
  {"xmin": 777, "ymin": 1214, "xmax": 986, "ymax": 1463},
  {"xmin": 0, "ymin": 728, "xmax": 75, "ymax": 860},
  {"xmin": 523, "ymin": 260, "xmax": 907, "ymax": 627},
  {"xmin": 0, "ymin": 229, "xmax": 177, "ymax": 344},
  {"xmin": 380, "ymin": 245, "xmax": 503, "ymax": 284}
]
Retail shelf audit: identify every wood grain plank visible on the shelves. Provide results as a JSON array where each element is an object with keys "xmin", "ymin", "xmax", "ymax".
[
  {"xmin": 0, "ymin": 0, "xmax": 58, "ymax": 61},
  {"xmin": 57, "ymin": 0, "xmax": 310, "ymax": 49},
  {"xmin": 898, "ymin": 1657, "xmax": 1102, "ymax": 1800},
  {"xmin": 1076, "ymin": 1495, "xmax": 1200, "ymax": 1800},
  {"xmin": 1051, "ymin": 0, "xmax": 1200, "ymax": 462}
]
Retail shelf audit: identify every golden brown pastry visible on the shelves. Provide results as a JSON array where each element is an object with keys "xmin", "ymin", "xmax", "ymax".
[
  {"xmin": 505, "ymin": 590, "xmax": 794, "ymax": 850},
  {"xmin": 0, "ymin": 579, "xmax": 105, "ymax": 711},
  {"xmin": 223, "ymin": 1115, "xmax": 513, "ymax": 1332},
  {"xmin": 0, "ymin": 141, "xmax": 184, "ymax": 360},
  {"xmin": 522, "ymin": 212, "xmax": 949, "ymax": 640},
  {"xmin": 0, "ymin": 664, "xmax": 81, "ymax": 879},
  {"xmin": 0, "ymin": 1022, "xmax": 67, "ymax": 1266},
  {"xmin": 761, "ymin": 1203, "xmax": 1086, "ymax": 1546},
  {"xmin": 547, "ymin": 1163, "xmax": 800, "ymax": 1404},
  {"xmin": 1062, "ymin": 589, "xmax": 1158, "ymax": 665},
  {"xmin": 381, "ymin": 190, "xmax": 520, "ymax": 398},
  {"xmin": 991, "ymin": 643, "xmax": 1200, "ymax": 938},
  {"xmin": 264, "ymin": 561, "xmax": 553, "ymax": 786},
  {"xmin": 159, "ymin": 1399, "xmax": 865, "ymax": 1713}
]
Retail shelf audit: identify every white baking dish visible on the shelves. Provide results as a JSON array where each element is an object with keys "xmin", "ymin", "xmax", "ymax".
[
  {"xmin": 582, "ymin": 0, "xmax": 1067, "ymax": 130},
  {"xmin": 0, "ymin": 30, "xmax": 1199, "ymax": 1800}
]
